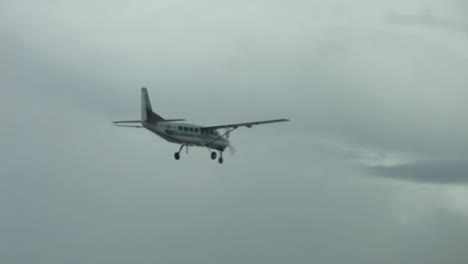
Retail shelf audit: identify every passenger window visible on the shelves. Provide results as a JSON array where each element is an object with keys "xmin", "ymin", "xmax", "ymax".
[
  {"xmin": 178, "ymin": 127, "xmax": 182, "ymax": 131},
  {"xmin": 189, "ymin": 128, "xmax": 193, "ymax": 132},
  {"xmin": 184, "ymin": 127, "xmax": 188, "ymax": 131}
]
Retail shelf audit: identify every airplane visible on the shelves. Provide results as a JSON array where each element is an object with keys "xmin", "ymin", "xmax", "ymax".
[{"xmin": 113, "ymin": 87, "xmax": 290, "ymax": 164}]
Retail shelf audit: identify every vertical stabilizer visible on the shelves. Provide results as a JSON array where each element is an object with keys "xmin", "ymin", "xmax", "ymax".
[{"xmin": 141, "ymin": 87, "xmax": 164, "ymax": 122}]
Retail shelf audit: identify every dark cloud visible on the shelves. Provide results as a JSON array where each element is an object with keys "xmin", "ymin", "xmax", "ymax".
[{"xmin": 368, "ymin": 160, "xmax": 468, "ymax": 184}]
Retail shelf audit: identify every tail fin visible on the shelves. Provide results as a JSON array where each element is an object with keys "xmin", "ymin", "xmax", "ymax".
[{"xmin": 141, "ymin": 87, "xmax": 165, "ymax": 122}]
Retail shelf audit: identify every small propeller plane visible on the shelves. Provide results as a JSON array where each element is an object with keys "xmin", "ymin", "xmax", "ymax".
[{"xmin": 113, "ymin": 88, "xmax": 290, "ymax": 164}]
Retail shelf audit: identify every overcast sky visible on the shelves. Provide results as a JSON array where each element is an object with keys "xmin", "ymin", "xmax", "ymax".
[{"xmin": 1, "ymin": 0, "xmax": 468, "ymax": 263}]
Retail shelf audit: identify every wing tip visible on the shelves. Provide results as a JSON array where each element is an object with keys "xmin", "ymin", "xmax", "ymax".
[{"xmin": 272, "ymin": 118, "xmax": 290, "ymax": 123}]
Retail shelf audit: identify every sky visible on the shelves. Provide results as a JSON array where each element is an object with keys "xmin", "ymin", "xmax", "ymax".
[{"xmin": 1, "ymin": 0, "xmax": 468, "ymax": 263}]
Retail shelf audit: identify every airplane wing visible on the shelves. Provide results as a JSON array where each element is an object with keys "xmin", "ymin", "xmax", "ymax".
[{"xmin": 202, "ymin": 119, "xmax": 290, "ymax": 130}]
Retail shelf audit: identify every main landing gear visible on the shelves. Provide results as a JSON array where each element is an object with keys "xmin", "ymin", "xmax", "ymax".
[
  {"xmin": 174, "ymin": 145, "xmax": 224, "ymax": 164},
  {"xmin": 210, "ymin": 151, "xmax": 223, "ymax": 164}
]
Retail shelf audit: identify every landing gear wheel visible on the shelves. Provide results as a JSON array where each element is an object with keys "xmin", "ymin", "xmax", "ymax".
[
  {"xmin": 211, "ymin": 152, "xmax": 217, "ymax": 160},
  {"xmin": 174, "ymin": 152, "xmax": 180, "ymax": 160},
  {"xmin": 218, "ymin": 157, "xmax": 224, "ymax": 164}
]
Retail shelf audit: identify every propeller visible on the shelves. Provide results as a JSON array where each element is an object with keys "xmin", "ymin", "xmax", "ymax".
[
  {"xmin": 228, "ymin": 144, "xmax": 237, "ymax": 156},
  {"xmin": 224, "ymin": 128, "xmax": 236, "ymax": 155}
]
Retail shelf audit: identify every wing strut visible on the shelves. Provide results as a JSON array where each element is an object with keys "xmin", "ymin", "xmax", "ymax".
[{"xmin": 205, "ymin": 127, "xmax": 238, "ymax": 148}]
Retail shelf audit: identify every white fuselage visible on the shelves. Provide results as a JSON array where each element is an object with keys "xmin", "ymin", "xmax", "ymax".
[{"xmin": 142, "ymin": 121, "xmax": 230, "ymax": 151}]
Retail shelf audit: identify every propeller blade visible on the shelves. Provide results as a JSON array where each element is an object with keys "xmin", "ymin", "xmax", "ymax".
[{"xmin": 228, "ymin": 145, "xmax": 237, "ymax": 156}]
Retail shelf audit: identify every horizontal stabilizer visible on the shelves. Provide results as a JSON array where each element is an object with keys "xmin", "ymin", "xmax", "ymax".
[
  {"xmin": 113, "ymin": 120, "xmax": 141, "ymax": 124},
  {"xmin": 114, "ymin": 124, "xmax": 142, "ymax": 128},
  {"xmin": 161, "ymin": 119, "xmax": 186, "ymax": 122},
  {"xmin": 113, "ymin": 120, "xmax": 142, "ymax": 128}
]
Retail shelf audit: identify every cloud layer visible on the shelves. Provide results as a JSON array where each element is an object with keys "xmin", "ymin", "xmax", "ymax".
[{"xmin": 2, "ymin": 0, "xmax": 468, "ymax": 264}]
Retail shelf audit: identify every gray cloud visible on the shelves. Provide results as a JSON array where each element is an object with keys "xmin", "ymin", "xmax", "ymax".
[
  {"xmin": 458, "ymin": 0, "xmax": 468, "ymax": 17},
  {"xmin": 385, "ymin": 11, "xmax": 468, "ymax": 34},
  {"xmin": 2, "ymin": 0, "xmax": 468, "ymax": 264},
  {"xmin": 368, "ymin": 160, "xmax": 468, "ymax": 184}
]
